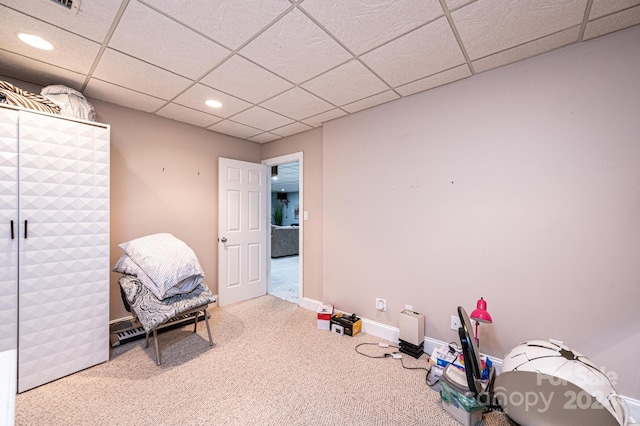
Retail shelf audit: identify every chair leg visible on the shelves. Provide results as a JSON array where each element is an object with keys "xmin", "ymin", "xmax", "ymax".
[
  {"xmin": 153, "ymin": 328, "xmax": 161, "ymax": 366},
  {"xmin": 193, "ymin": 312, "xmax": 198, "ymax": 333},
  {"xmin": 144, "ymin": 331, "xmax": 150, "ymax": 348},
  {"xmin": 203, "ymin": 309, "xmax": 213, "ymax": 346}
]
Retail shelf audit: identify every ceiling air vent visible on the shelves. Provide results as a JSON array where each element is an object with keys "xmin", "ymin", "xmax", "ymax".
[{"xmin": 47, "ymin": 0, "xmax": 81, "ymax": 14}]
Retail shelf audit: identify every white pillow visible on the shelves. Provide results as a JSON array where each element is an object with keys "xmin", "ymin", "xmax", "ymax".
[{"xmin": 118, "ymin": 233, "xmax": 204, "ymax": 300}]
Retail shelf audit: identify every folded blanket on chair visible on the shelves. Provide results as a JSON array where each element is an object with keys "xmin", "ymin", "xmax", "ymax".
[
  {"xmin": 114, "ymin": 233, "xmax": 205, "ymax": 300},
  {"xmin": 119, "ymin": 275, "xmax": 216, "ymax": 332}
]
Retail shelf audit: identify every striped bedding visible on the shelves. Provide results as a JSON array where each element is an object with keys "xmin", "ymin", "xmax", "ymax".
[
  {"xmin": 0, "ymin": 80, "xmax": 61, "ymax": 114},
  {"xmin": 119, "ymin": 274, "xmax": 215, "ymax": 332}
]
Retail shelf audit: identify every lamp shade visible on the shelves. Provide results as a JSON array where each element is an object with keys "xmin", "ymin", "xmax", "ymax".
[{"xmin": 470, "ymin": 297, "xmax": 492, "ymax": 324}]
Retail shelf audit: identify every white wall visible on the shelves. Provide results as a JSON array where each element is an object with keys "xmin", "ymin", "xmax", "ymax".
[{"xmin": 322, "ymin": 26, "xmax": 640, "ymax": 398}]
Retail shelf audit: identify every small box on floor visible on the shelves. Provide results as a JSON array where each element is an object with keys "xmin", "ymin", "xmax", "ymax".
[
  {"xmin": 317, "ymin": 304, "xmax": 333, "ymax": 330},
  {"xmin": 330, "ymin": 312, "xmax": 362, "ymax": 336}
]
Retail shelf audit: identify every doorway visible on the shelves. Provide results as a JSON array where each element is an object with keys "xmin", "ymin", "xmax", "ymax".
[{"xmin": 262, "ymin": 153, "xmax": 303, "ymax": 305}]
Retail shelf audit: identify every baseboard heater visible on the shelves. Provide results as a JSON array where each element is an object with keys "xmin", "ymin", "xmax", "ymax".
[{"xmin": 109, "ymin": 312, "xmax": 207, "ymax": 347}]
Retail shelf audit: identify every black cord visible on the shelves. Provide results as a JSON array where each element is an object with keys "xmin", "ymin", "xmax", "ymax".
[
  {"xmin": 397, "ymin": 354, "xmax": 430, "ymax": 372},
  {"xmin": 426, "ymin": 366, "xmax": 439, "ymax": 387},
  {"xmin": 354, "ymin": 342, "xmax": 398, "ymax": 358},
  {"xmin": 424, "ymin": 344, "xmax": 463, "ymax": 388},
  {"xmin": 354, "ymin": 342, "xmax": 437, "ymax": 388}
]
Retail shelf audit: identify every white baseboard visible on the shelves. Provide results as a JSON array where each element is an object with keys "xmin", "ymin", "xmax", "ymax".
[
  {"xmin": 358, "ymin": 317, "xmax": 504, "ymax": 371},
  {"xmin": 361, "ymin": 317, "xmax": 399, "ymax": 343},
  {"xmin": 299, "ymin": 297, "xmax": 322, "ymax": 312},
  {"xmin": 300, "ymin": 303, "xmax": 638, "ymax": 421}
]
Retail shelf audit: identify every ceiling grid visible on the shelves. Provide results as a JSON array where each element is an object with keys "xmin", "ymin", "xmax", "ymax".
[{"xmin": 0, "ymin": 0, "xmax": 638, "ymax": 142}]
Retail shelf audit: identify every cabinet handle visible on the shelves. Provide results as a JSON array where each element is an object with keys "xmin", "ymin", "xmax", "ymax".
[
  {"xmin": 11, "ymin": 220, "xmax": 14, "ymax": 240},
  {"xmin": 24, "ymin": 220, "xmax": 27, "ymax": 239}
]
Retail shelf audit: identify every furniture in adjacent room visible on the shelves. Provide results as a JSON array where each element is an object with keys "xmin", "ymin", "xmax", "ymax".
[
  {"xmin": 270, "ymin": 225, "xmax": 299, "ymax": 257},
  {"xmin": 0, "ymin": 104, "xmax": 110, "ymax": 393}
]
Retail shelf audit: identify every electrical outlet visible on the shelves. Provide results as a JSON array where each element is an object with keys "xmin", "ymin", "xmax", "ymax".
[
  {"xmin": 375, "ymin": 298, "xmax": 387, "ymax": 312},
  {"xmin": 451, "ymin": 315, "xmax": 461, "ymax": 331}
]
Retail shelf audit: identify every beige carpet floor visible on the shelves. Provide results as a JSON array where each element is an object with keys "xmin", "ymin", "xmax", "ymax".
[{"xmin": 15, "ymin": 295, "xmax": 513, "ymax": 425}]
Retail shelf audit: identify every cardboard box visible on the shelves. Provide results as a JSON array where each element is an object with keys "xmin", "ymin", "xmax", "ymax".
[
  {"xmin": 330, "ymin": 312, "xmax": 362, "ymax": 336},
  {"xmin": 318, "ymin": 319, "xmax": 331, "ymax": 331},
  {"xmin": 317, "ymin": 304, "xmax": 333, "ymax": 330}
]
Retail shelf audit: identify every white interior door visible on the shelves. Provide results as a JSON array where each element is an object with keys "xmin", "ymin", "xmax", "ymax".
[{"xmin": 218, "ymin": 158, "xmax": 267, "ymax": 306}]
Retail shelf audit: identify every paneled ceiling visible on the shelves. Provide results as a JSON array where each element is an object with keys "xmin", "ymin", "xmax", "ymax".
[
  {"xmin": 1, "ymin": 0, "xmax": 638, "ymax": 143},
  {"xmin": 271, "ymin": 161, "xmax": 299, "ymax": 193}
]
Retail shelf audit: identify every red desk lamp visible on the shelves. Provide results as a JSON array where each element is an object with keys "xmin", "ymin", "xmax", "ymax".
[{"xmin": 470, "ymin": 297, "xmax": 492, "ymax": 347}]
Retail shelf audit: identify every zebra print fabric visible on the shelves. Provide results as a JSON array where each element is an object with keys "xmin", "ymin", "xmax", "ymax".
[
  {"xmin": 0, "ymin": 80, "xmax": 61, "ymax": 114},
  {"xmin": 119, "ymin": 274, "xmax": 216, "ymax": 332}
]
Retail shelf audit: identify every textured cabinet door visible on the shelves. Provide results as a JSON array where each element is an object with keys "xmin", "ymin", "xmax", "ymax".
[
  {"xmin": 17, "ymin": 110, "xmax": 110, "ymax": 392},
  {"xmin": 0, "ymin": 107, "xmax": 19, "ymax": 353}
]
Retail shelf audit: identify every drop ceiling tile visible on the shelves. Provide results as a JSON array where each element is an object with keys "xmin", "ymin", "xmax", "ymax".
[
  {"xmin": 208, "ymin": 120, "xmax": 262, "ymax": 139},
  {"xmin": 452, "ymin": 0, "xmax": 587, "ymax": 60},
  {"xmin": 396, "ymin": 65, "xmax": 471, "ymax": 96},
  {"xmin": 200, "ymin": 55, "xmax": 293, "ymax": 104},
  {"xmin": 141, "ymin": 0, "xmax": 291, "ymax": 49},
  {"xmin": 300, "ymin": 0, "xmax": 443, "ymax": 54},
  {"xmin": 108, "ymin": 1, "xmax": 230, "ymax": 80},
  {"xmin": 240, "ymin": 8, "xmax": 352, "ymax": 84},
  {"xmin": 589, "ymin": 0, "xmax": 640, "ymax": 19},
  {"xmin": 260, "ymin": 87, "xmax": 334, "ymax": 121},
  {"xmin": 0, "ymin": 0, "xmax": 123, "ymax": 42},
  {"xmin": 0, "ymin": 6, "xmax": 101, "ymax": 74},
  {"xmin": 342, "ymin": 90, "xmax": 400, "ymax": 114},
  {"xmin": 156, "ymin": 103, "xmax": 223, "ymax": 127},
  {"xmin": 0, "ymin": 51, "xmax": 85, "ymax": 89},
  {"xmin": 361, "ymin": 17, "xmax": 465, "ymax": 87},
  {"xmin": 92, "ymin": 49, "xmax": 192, "ymax": 100},
  {"xmin": 301, "ymin": 108, "xmax": 348, "ymax": 128},
  {"xmin": 584, "ymin": 5, "xmax": 640, "ymax": 40},
  {"xmin": 173, "ymin": 83, "xmax": 252, "ymax": 118},
  {"xmin": 444, "ymin": 0, "xmax": 475, "ymax": 11},
  {"xmin": 230, "ymin": 106, "xmax": 294, "ymax": 130},
  {"xmin": 271, "ymin": 122, "xmax": 313, "ymax": 137},
  {"xmin": 248, "ymin": 133, "xmax": 281, "ymax": 143},
  {"xmin": 302, "ymin": 60, "xmax": 389, "ymax": 106},
  {"xmin": 472, "ymin": 26, "xmax": 579, "ymax": 73},
  {"xmin": 84, "ymin": 79, "xmax": 167, "ymax": 113}
]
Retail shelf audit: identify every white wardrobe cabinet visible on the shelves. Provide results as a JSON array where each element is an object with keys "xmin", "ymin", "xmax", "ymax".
[{"xmin": 0, "ymin": 104, "xmax": 110, "ymax": 392}]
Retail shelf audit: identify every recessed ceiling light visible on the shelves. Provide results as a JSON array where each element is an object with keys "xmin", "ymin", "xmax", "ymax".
[
  {"xmin": 17, "ymin": 33, "xmax": 54, "ymax": 50},
  {"xmin": 205, "ymin": 99, "xmax": 222, "ymax": 108}
]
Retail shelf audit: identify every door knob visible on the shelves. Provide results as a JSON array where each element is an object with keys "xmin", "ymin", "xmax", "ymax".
[{"xmin": 219, "ymin": 237, "xmax": 227, "ymax": 243}]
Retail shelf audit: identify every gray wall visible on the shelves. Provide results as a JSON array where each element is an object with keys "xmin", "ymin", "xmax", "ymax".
[
  {"xmin": 99, "ymin": 100, "xmax": 261, "ymax": 320},
  {"xmin": 322, "ymin": 26, "xmax": 640, "ymax": 398}
]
